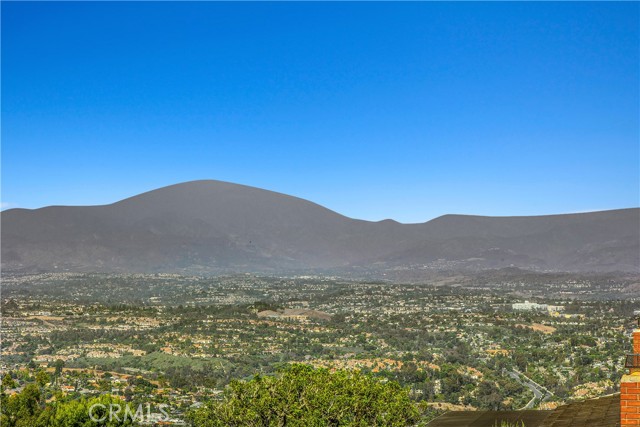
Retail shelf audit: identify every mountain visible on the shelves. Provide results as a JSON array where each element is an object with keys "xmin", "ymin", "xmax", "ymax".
[{"xmin": 2, "ymin": 180, "xmax": 638, "ymax": 274}]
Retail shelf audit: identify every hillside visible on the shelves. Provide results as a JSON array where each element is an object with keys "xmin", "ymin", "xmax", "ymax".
[{"xmin": 2, "ymin": 180, "xmax": 638, "ymax": 274}]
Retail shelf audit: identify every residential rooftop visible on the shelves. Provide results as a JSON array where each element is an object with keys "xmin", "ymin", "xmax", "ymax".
[{"xmin": 427, "ymin": 394, "xmax": 619, "ymax": 427}]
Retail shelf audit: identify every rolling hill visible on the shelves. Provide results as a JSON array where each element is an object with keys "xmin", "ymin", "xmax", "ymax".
[{"xmin": 2, "ymin": 180, "xmax": 638, "ymax": 274}]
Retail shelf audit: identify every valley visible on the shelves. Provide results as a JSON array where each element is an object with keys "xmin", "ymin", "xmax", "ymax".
[{"xmin": 1, "ymin": 273, "xmax": 635, "ymax": 424}]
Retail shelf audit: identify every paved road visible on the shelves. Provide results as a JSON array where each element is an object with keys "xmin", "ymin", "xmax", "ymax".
[{"xmin": 507, "ymin": 369, "xmax": 550, "ymax": 409}]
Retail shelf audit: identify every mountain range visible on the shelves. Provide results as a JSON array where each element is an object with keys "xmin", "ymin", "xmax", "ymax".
[{"xmin": 2, "ymin": 180, "xmax": 638, "ymax": 274}]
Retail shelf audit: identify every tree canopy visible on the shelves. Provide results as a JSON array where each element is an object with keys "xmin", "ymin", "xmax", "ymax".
[
  {"xmin": 188, "ymin": 364, "xmax": 420, "ymax": 427},
  {"xmin": 1, "ymin": 385, "xmax": 136, "ymax": 427}
]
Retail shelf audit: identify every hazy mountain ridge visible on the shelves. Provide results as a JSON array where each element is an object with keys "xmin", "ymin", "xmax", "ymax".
[{"xmin": 2, "ymin": 180, "xmax": 638, "ymax": 274}]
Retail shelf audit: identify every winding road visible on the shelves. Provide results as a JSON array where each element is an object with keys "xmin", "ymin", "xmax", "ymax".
[{"xmin": 507, "ymin": 369, "xmax": 552, "ymax": 409}]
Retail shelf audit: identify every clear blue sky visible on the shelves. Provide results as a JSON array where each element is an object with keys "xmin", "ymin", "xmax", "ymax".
[{"xmin": 2, "ymin": 2, "xmax": 638, "ymax": 223}]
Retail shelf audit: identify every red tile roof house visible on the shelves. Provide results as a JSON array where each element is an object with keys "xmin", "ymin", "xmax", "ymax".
[{"xmin": 426, "ymin": 325, "xmax": 640, "ymax": 426}]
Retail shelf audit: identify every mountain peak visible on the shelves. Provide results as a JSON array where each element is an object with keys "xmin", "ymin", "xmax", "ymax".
[{"xmin": 2, "ymin": 181, "xmax": 638, "ymax": 275}]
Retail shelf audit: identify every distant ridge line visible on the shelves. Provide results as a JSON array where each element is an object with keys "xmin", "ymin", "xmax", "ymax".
[{"xmin": 2, "ymin": 180, "xmax": 638, "ymax": 274}]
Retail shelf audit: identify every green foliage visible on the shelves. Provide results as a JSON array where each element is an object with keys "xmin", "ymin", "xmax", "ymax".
[
  {"xmin": 35, "ymin": 370, "xmax": 51, "ymax": 387},
  {"xmin": 189, "ymin": 364, "xmax": 419, "ymax": 426},
  {"xmin": 53, "ymin": 360, "xmax": 65, "ymax": 378},
  {"xmin": 49, "ymin": 394, "xmax": 137, "ymax": 427},
  {"xmin": 1, "ymin": 385, "xmax": 136, "ymax": 427},
  {"xmin": 2, "ymin": 372, "xmax": 17, "ymax": 389},
  {"xmin": 1, "ymin": 384, "xmax": 43, "ymax": 427}
]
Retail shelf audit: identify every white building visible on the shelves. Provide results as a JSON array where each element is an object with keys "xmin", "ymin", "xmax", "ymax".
[
  {"xmin": 512, "ymin": 301, "xmax": 565, "ymax": 313},
  {"xmin": 512, "ymin": 301, "xmax": 547, "ymax": 311}
]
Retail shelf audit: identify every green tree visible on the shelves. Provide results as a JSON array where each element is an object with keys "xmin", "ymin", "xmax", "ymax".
[
  {"xmin": 35, "ymin": 370, "xmax": 50, "ymax": 388},
  {"xmin": 53, "ymin": 360, "xmax": 65, "ymax": 379},
  {"xmin": 1, "ymin": 386, "xmax": 136, "ymax": 427},
  {"xmin": 2, "ymin": 372, "xmax": 17, "ymax": 389},
  {"xmin": 0, "ymin": 384, "xmax": 43, "ymax": 427},
  {"xmin": 188, "ymin": 364, "xmax": 419, "ymax": 426},
  {"xmin": 49, "ymin": 394, "xmax": 136, "ymax": 427},
  {"xmin": 476, "ymin": 381, "xmax": 504, "ymax": 411}
]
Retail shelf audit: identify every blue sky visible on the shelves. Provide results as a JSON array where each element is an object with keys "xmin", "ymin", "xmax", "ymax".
[{"xmin": 2, "ymin": 2, "xmax": 638, "ymax": 223}]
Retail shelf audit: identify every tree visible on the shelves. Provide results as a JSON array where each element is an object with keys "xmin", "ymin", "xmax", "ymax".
[
  {"xmin": 476, "ymin": 380, "xmax": 504, "ymax": 411},
  {"xmin": 49, "ymin": 394, "xmax": 136, "ymax": 427},
  {"xmin": 53, "ymin": 360, "xmax": 65, "ymax": 379},
  {"xmin": 0, "ymin": 384, "xmax": 43, "ymax": 427},
  {"xmin": 188, "ymin": 364, "xmax": 419, "ymax": 426},
  {"xmin": 2, "ymin": 372, "xmax": 17, "ymax": 390},
  {"xmin": 1, "ymin": 386, "xmax": 136, "ymax": 427},
  {"xmin": 35, "ymin": 370, "xmax": 50, "ymax": 388}
]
